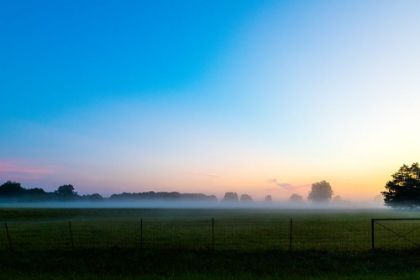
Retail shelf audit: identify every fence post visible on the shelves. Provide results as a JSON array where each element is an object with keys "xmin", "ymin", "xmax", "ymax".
[
  {"xmin": 212, "ymin": 218, "xmax": 214, "ymax": 250},
  {"xmin": 371, "ymin": 219, "xmax": 374, "ymax": 251},
  {"xmin": 140, "ymin": 219, "xmax": 143, "ymax": 250},
  {"xmin": 289, "ymin": 219, "xmax": 292, "ymax": 252},
  {"xmin": 5, "ymin": 223, "xmax": 12, "ymax": 252},
  {"xmin": 69, "ymin": 221, "xmax": 74, "ymax": 250}
]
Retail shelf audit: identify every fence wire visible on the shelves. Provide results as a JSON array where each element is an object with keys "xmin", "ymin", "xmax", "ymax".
[
  {"xmin": 373, "ymin": 220, "xmax": 420, "ymax": 250},
  {"xmin": 293, "ymin": 221, "xmax": 371, "ymax": 251},
  {"xmin": 1, "ymin": 220, "xmax": 420, "ymax": 252}
]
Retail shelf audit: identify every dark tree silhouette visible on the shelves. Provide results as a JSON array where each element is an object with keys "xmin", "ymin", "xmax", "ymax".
[
  {"xmin": 0, "ymin": 181, "xmax": 25, "ymax": 197},
  {"xmin": 264, "ymin": 195, "xmax": 272, "ymax": 203},
  {"xmin": 109, "ymin": 192, "xmax": 217, "ymax": 201},
  {"xmin": 289, "ymin": 193, "xmax": 304, "ymax": 204},
  {"xmin": 240, "ymin": 194, "xmax": 253, "ymax": 203},
  {"xmin": 0, "ymin": 180, "xmax": 222, "ymax": 204},
  {"xmin": 88, "ymin": 193, "xmax": 103, "ymax": 202},
  {"xmin": 307, "ymin": 180, "xmax": 333, "ymax": 203},
  {"xmin": 55, "ymin": 184, "xmax": 77, "ymax": 200},
  {"xmin": 26, "ymin": 188, "xmax": 46, "ymax": 195},
  {"xmin": 222, "ymin": 192, "xmax": 238, "ymax": 202},
  {"xmin": 382, "ymin": 163, "xmax": 420, "ymax": 209},
  {"xmin": 0, "ymin": 181, "xmax": 50, "ymax": 202}
]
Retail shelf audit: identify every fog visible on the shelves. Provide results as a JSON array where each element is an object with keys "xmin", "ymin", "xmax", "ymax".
[{"xmin": 0, "ymin": 200, "xmax": 387, "ymax": 210}]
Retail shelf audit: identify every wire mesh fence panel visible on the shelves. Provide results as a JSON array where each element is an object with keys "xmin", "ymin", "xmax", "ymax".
[
  {"xmin": 71, "ymin": 222, "xmax": 141, "ymax": 249},
  {"xmin": 142, "ymin": 221, "xmax": 211, "ymax": 250},
  {"xmin": 373, "ymin": 220, "xmax": 420, "ymax": 250},
  {"xmin": 292, "ymin": 222, "xmax": 371, "ymax": 251},
  {"xmin": 4, "ymin": 222, "xmax": 69, "ymax": 251},
  {"xmin": 214, "ymin": 222, "xmax": 290, "ymax": 251},
  {"xmin": 6, "ymin": 219, "xmax": 420, "ymax": 252}
]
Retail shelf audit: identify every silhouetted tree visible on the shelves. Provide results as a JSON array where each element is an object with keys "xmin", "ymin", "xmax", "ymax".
[
  {"xmin": 0, "ymin": 181, "xmax": 51, "ymax": 202},
  {"xmin": 240, "ymin": 194, "xmax": 253, "ymax": 203},
  {"xmin": 307, "ymin": 181, "xmax": 333, "ymax": 204},
  {"xmin": 264, "ymin": 195, "xmax": 272, "ymax": 203},
  {"xmin": 289, "ymin": 194, "xmax": 304, "ymax": 204},
  {"xmin": 382, "ymin": 163, "xmax": 420, "ymax": 209},
  {"xmin": 109, "ymin": 192, "xmax": 217, "ymax": 201},
  {"xmin": 0, "ymin": 181, "xmax": 25, "ymax": 197},
  {"xmin": 26, "ymin": 188, "xmax": 46, "ymax": 195},
  {"xmin": 222, "ymin": 192, "xmax": 238, "ymax": 202},
  {"xmin": 88, "ymin": 193, "xmax": 103, "ymax": 202},
  {"xmin": 55, "ymin": 184, "xmax": 77, "ymax": 200}
]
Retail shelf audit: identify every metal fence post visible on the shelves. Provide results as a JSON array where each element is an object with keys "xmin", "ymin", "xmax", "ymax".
[
  {"xmin": 140, "ymin": 219, "xmax": 143, "ymax": 250},
  {"xmin": 69, "ymin": 221, "xmax": 74, "ymax": 249},
  {"xmin": 212, "ymin": 218, "xmax": 214, "ymax": 250},
  {"xmin": 289, "ymin": 219, "xmax": 292, "ymax": 252},
  {"xmin": 5, "ymin": 223, "xmax": 12, "ymax": 252},
  {"xmin": 371, "ymin": 219, "xmax": 374, "ymax": 251}
]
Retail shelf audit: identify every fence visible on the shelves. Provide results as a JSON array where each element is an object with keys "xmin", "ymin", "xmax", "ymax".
[
  {"xmin": 2, "ymin": 219, "xmax": 419, "ymax": 252},
  {"xmin": 371, "ymin": 219, "xmax": 420, "ymax": 250}
]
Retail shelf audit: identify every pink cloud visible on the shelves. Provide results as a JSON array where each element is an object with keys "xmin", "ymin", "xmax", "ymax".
[
  {"xmin": 265, "ymin": 187, "xmax": 281, "ymax": 192},
  {"xmin": 0, "ymin": 161, "xmax": 55, "ymax": 181},
  {"xmin": 0, "ymin": 162, "xmax": 54, "ymax": 174},
  {"xmin": 268, "ymin": 179, "xmax": 311, "ymax": 192}
]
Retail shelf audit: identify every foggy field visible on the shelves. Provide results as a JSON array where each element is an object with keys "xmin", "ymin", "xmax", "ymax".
[
  {"xmin": 2, "ymin": 207, "xmax": 420, "ymax": 252},
  {"xmin": 2, "ymin": 207, "xmax": 420, "ymax": 279}
]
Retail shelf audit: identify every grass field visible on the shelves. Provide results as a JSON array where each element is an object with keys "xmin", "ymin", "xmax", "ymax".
[
  {"xmin": 1, "ymin": 207, "xmax": 420, "ymax": 279},
  {"xmin": 2, "ymin": 207, "xmax": 420, "ymax": 251}
]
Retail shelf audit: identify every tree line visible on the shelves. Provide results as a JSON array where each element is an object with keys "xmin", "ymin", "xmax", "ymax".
[
  {"xmin": 0, "ymin": 181, "xmax": 217, "ymax": 203},
  {"xmin": 219, "ymin": 162, "xmax": 420, "ymax": 209},
  {"xmin": 285, "ymin": 162, "xmax": 420, "ymax": 209},
  {"xmin": 2, "ymin": 162, "xmax": 419, "ymax": 208},
  {"xmin": 0, "ymin": 180, "xmax": 339, "ymax": 204},
  {"xmin": 0, "ymin": 180, "xmax": 349, "ymax": 204}
]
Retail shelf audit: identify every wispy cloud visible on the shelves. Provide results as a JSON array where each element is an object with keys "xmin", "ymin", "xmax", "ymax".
[
  {"xmin": 186, "ymin": 172, "xmax": 220, "ymax": 178},
  {"xmin": 267, "ymin": 179, "xmax": 311, "ymax": 191},
  {"xmin": 0, "ymin": 162, "xmax": 54, "ymax": 174},
  {"xmin": 0, "ymin": 161, "xmax": 55, "ymax": 181}
]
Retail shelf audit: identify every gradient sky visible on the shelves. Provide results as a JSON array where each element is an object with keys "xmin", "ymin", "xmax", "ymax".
[{"xmin": 1, "ymin": 0, "xmax": 420, "ymax": 202}]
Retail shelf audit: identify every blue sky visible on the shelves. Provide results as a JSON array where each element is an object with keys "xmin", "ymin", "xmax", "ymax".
[{"xmin": 1, "ymin": 0, "xmax": 420, "ymax": 201}]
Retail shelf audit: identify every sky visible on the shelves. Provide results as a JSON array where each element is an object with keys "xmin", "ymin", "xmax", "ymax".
[{"xmin": 1, "ymin": 0, "xmax": 420, "ymax": 202}]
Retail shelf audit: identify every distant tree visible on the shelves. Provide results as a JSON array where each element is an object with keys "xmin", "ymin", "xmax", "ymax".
[
  {"xmin": 307, "ymin": 181, "xmax": 333, "ymax": 204},
  {"xmin": 109, "ymin": 191, "xmax": 217, "ymax": 202},
  {"xmin": 240, "ymin": 194, "xmax": 253, "ymax": 203},
  {"xmin": 264, "ymin": 195, "xmax": 272, "ymax": 203},
  {"xmin": 22, "ymin": 187, "xmax": 49, "ymax": 202},
  {"xmin": 55, "ymin": 184, "xmax": 77, "ymax": 200},
  {"xmin": 382, "ymin": 163, "xmax": 420, "ymax": 209},
  {"xmin": 207, "ymin": 195, "xmax": 218, "ymax": 202},
  {"xmin": 88, "ymin": 193, "xmax": 103, "ymax": 202},
  {"xmin": 331, "ymin": 195, "xmax": 351, "ymax": 206},
  {"xmin": 289, "ymin": 194, "xmax": 304, "ymax": 204},
  {"xmin": 332, "ymin": 195, "xmax": 343, "ymax": 204},
  {"xmin": 373, "ymin": 194, "xmax": 383, "ymax": 204},
  {"xmin": 26, "ymin": 188, "xmax": 46, "ymax": 195},
  {"xmin": 222, "ymin": 192, "xmax": 238, "ymax": 202},
  {"xmin": 0, "ymin": 181, "xmax": 25, "ymax": 197}
]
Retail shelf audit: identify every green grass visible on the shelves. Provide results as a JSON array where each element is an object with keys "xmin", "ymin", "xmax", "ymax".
[
  {"xmin": 2, "ymin": 208, "xmax": 420, "ymax": 252},
  {"xmin": 2, "ymin": 207, "xmax": 420, "ymax": 278},
  {"xmin": 2, "ymin": 248, "xmax": 420, "ymax": 279}
]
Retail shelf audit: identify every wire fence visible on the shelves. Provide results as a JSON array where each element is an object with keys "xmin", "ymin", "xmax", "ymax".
[
  {"xmin": 372, "ymin": 219, "xmax": 420, "ymax": 250},
  {"xmin": 2, "ymin": 219, "xmax": 420, "ymax": 252}
]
